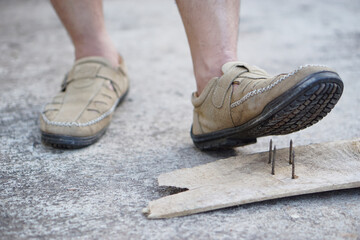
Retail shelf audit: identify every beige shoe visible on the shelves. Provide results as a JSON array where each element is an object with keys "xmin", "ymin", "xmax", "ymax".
[
  {"xmin": 40, "ymin": 56, "xmax": 129, "ymax": 148},
  {"xmin": 191, "ymin": 62, "xmax": 343, "ymax": 150}
]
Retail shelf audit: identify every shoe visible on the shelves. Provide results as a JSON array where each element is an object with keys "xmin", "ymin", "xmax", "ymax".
[
  {"xmin": 191, "ymin": 62, "xmax": 343, "ymax": 150},
  {"xmin": 40, "ymin": 56, "xmax": 129, "ymax": 149}
]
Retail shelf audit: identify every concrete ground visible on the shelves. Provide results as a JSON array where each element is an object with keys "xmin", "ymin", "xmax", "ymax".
[{"xmin": 1, "ymin": 0, "xmax": 359, "ymax": 239}]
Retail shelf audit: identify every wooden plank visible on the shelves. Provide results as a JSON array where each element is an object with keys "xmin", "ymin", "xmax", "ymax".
[{"xmin": 143, "ymin": 139, "xmax": 360, "ymax": 218}]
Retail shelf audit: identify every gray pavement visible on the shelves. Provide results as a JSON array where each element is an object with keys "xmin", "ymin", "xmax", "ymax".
[{"xmin": 1, "ymin": 0, "xmax": 359, "ymax": 239}]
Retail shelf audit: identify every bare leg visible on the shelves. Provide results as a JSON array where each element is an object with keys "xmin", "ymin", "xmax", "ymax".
[
  {"xmin": 51, "ymin": 0, "xmax": 119, "ymax": 67},
  {"xmin": 176, "ymin": 0, "xmax": 240, "ymax": 95}
]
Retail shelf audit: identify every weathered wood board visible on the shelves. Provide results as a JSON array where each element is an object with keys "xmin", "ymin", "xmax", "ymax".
[{"xmin": 143, "ymin": 139, "xmax": 360, "ymax": 219}]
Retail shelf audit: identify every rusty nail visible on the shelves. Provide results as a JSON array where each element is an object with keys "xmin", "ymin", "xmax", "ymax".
[
  {"xmin": 272, "ymin": 146, "xmax": 276, "ymax": 175},
  {"xmin": 292, "ymin": 150, "xmax": 296, "ymax": 179},
  {"xmin": 289, "ymin": 139, "xmax": 293, "ymax": 164},
  {"xmin": 268, "ymin": 139, "xmax": 273, "ymax": 164}
]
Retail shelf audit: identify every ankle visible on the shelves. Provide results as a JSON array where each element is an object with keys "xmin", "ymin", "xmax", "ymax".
[
  {"xmin": 73, "ymin": 35, "xmax": 119, "ymax": 68},
  {"xmin": 194, "ymin": 55, "xmax": 237, "ymax": 95}
]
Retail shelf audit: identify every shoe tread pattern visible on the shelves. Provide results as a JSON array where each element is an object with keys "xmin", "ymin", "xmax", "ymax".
[
  {"xmin": 245, "ymin": 81, "xmax": 341, "ymax": 137},
  {"xmin": 195, "ymin": 81, "xmax": 342, "ymax": 151}
]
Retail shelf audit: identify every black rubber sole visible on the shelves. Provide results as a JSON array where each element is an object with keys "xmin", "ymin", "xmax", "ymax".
[
  {"xmin": 191, "ymin": 71, "xmax": 344, "ymax": 150},
  {"xmin": 41, "ymin": 127, "xmax": 108, "ymax": 149},
  {"xmin": 41, "ymin": 89, "xmax": 129, "ymax": 149}
]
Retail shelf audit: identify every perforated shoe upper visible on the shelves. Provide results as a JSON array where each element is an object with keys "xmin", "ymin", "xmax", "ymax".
[{"xmin": 40, "ymin": 57, "xmax": 129, "ymax": 137}]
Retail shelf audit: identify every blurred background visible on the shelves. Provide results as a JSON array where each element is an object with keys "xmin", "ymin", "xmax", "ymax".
[{"xmin": 1, "ymin": 0, "xmax": 359, "ymax": 239}]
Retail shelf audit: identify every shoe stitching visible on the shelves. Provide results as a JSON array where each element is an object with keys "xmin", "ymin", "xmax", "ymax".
[
  {"xmin": 212, "ymin": 67, "xmax": 247, "ymax": 108},
  {"xmin": 230, "ymin": 64, "xmax": 327, "ymax": 108},
  {"xmin": 43, "ymin": 71, "xmax": 123, "ymax": 127},
  {"xmin": 87, "ymin": 108, "xmax": 101, "ymax": 114},
  {"xmin": 240, "ymin": 79, "xmax": 253, "ymax": 95},
  {"xmin": 43, "ymin": 58, "xmax": 127, "ymax": 128},
  {"xmin": 41, "ymin": 98, "xmax": 120, "ymax": 127},
  {"xmin": 93, "ymin": 100, "xmax": 108, "ymax": 105},
  {"xmin": 71, "ymin": 79, "xmax": 105, "ymax": 124},
  {"xmin": 101, "ymin": 93, "xmax": 113, "ymax": 99}
]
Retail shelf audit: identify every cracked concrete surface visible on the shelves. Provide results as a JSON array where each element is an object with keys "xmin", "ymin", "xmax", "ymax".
[{"xmin": 0, "ymin": 0, "xmax": 359, "ymax": 239}]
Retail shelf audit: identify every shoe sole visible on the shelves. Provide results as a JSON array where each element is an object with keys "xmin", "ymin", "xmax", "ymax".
[
  {"xmin": 41, "ymin": 89, "xmax": 129, "ymax": 149},
  {"xmin": 191, "ymin": 71, "xmax": 343, "ymax": 150}
]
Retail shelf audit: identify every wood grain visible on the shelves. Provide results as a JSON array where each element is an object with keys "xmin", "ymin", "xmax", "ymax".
[{"xmin": 144, "ymin": 139, "xmax": 360, "ymax": 218}]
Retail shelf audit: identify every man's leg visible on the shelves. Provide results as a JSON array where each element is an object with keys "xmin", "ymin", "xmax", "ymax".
[
  {"xmin": 176, "ymin": 0, "xmax": 240, "ymax": 95},
  {"xmin": 51, "ymin": 0, "xmax": 119, "ymax": 67},
  {"xmin": 40, "ymin": 0, "xmax": 129, "ymax": 148},
  {"xmin": 177, "ymin": 0, "xmax": 343, "ymax": 150}
]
